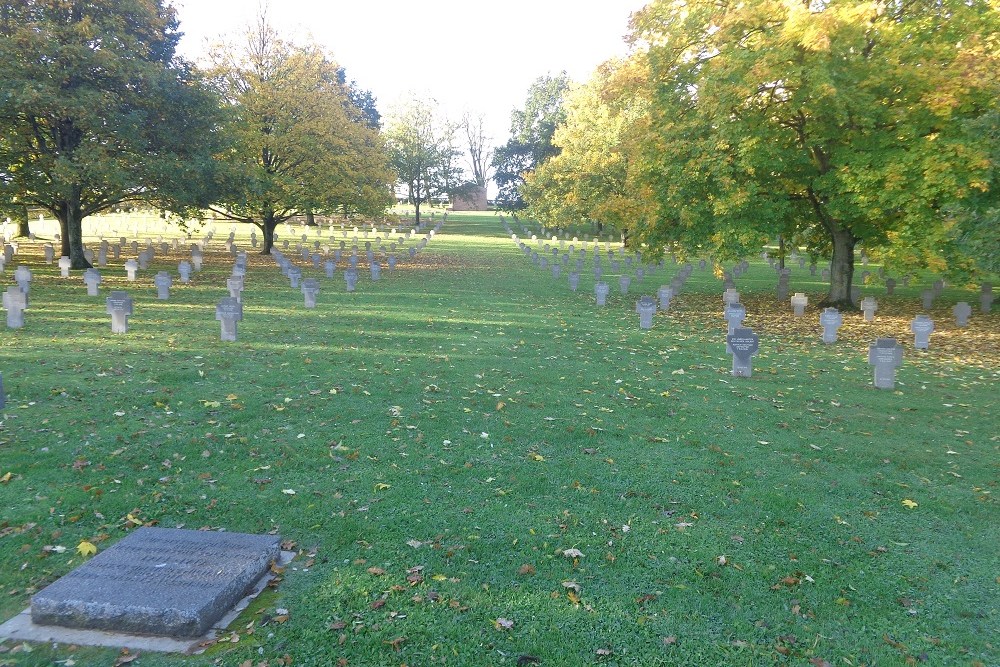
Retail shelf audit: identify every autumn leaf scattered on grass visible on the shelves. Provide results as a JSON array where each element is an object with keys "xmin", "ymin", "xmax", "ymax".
[
  {"xmin": 384, "ymin": 636, "xmax": 407, "ymax": 652},
  {"xmin": 518, "ymin": 564, "xmax": 536, "ymax": 576},
  {"xmin": 494, "ymin": 617, "xmax": 515, "ymax": 630},
  {"xmin": 562, "ymin": 548, "xmax": 584, "ymax": 559},
  {"xmin": 901, "ymin": 498, "xmax": 918, "ymax": 509},
  {"xmin": 77, "ymin": 540, "xmax": 97, "ymax": 557}
]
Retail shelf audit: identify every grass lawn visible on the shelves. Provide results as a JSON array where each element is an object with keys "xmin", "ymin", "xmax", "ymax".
[{"xmin": 0, "ymin": 212, "xmax": 997, "ymax": 666}]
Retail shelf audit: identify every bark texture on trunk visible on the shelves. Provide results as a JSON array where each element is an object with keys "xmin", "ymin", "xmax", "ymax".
[
  {"xmin": 260, "ymin": 210, "xmax": 276, "ymax": 255},
  {"xmin": 822, "ymin": 222, "xmax": 858, "ymax": 309},
  {"xmin": 56, "ymin": 193, "xmax": 91, "ymax": 269}
]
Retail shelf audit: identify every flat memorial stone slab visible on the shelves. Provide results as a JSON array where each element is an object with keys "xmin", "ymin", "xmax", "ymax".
[{"xmin": 29, "ymin": 528, "xmax": 280, "ymax": 638}]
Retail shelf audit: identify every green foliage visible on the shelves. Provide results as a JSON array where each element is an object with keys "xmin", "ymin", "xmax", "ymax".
[
  {"xmin": 207, "ymin": 14, "xmax": 394, "ymax": 253},
  {"xmin": 0, "ymin": 0, "xmax": 222, "ymax": 268},
  {"xmin": 493, "ymin": 73, "xmax": 572, "ymax": 212},
  {"xmin": 383, "ymin": 98, "xmax": 463, "ymax": 223},
  {"xmin": 522, "ymin": 59, "xmax": 652, "ymax": 238},
  {"xmin": 628, "ymin": 0, "xmax": 1000, "ymax": 303}
]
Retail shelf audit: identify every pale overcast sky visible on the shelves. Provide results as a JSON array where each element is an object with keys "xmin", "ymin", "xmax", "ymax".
[{"xmin": 172, "ymin": 0, "xmax": 647, "ymax": 143}]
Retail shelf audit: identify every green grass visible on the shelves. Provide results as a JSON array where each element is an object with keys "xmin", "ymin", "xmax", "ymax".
[{"xmin": 1, "ymin": 212, "xmax": 997, "ymax": 666}]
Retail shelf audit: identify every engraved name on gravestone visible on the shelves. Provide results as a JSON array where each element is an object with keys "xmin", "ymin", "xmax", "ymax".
[
  {"xmin": 30, "ymin": 527, "xmax": 279, "ymax": 638},
  {"xmin": 727, "ymin": 327, "xmax": 760, "ymax": 377},
  {"xmin": 910, "ymin": 314, "xmax": 934, "ymax": 349},
  {"xmin": 868, "ymin": 338, "xmax": 902, "ymax": 389},
  {"xmin": 106, "ymin": 292, "xmax": 133, "ymax": 334}
]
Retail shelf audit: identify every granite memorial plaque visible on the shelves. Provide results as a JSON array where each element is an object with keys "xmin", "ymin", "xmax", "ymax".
[
  {"xmin": 106, "ymin": 292, "xmax": 133, "ymax": 334},
  {"xmin": 727, "ymin": 327, "xmax": 760, "ymax": 377},
  {"xmin": 30, "ymin": 527, "xmax": 279, "ymax": 638},
  {"xmin": 819, "ymin": 307, "xmax": 842, "ymax": 344},
  {"xmin": 910, "ymin": 314, "xmax": 934, "ymax": 349}
]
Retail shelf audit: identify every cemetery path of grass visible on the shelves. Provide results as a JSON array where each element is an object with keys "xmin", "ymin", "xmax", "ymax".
[{"xmin": 0, "ymin": 212, "xmax": 997, "ymax": 666}]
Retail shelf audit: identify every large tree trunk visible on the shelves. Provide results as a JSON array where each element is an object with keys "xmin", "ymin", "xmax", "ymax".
[
  {"xmin": 305, "ymin": 210, "xmax": 315, "ymax": 226},
  {"xmin": 55, "ymin": 192, "xmax": 91, "ymax": 269},
  {"xmin": 260, "ymin": 210, "xmax": 276, "ymax": 255},
  {"xmin": 12, "ymin": 205, "xmax": 30, "ymax": 238},
  {"xmin": 778, "ymin": 235, "xmax": 785, "ymax": 270},
  {"xmin": 823, "ymin": 221, "xmax": 857, "ymax": 309}
]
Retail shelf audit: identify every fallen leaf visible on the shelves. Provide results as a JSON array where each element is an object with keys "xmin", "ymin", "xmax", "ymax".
[
  {"xmin": 374, "ymin": 483, "xmax": 391, "ymax": 492},
  {"xmin": 901, "ymin": 499, "xmax": 918, "ymax": 509},
  {"xmin": 518, "ymin": 564, "xmax": 536, "ymax": 576},
  {"xmin": 76, "ymin": 540, "xmax": 97, "ymax": 557},
  {"xmin": 0, "ymin": 472, "xmax": 12, "ymax": 483},
  {"xmin": 367, "ymin": 566, "xmax": 387, "ymax": 576},
  {"xmin": 494, "ymin": 617, "xmax": 515, "ymax": 630},
  {"xmin": 562, "ymin": 548, "xmax": 584, "ymax": 559},
  {"xmin": 663, "ymin": 636, "xmax": 677, "ymax": 646}
]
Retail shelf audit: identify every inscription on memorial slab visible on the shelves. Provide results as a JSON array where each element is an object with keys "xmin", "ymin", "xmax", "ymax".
[{"xmin": 30, "ymin": 528, "xmax": 280, "ymax": 638}]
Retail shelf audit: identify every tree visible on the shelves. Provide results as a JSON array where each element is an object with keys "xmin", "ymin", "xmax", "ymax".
[
  {"xmin": 0, "ymin": 0, "xmax": 221, "ymax": 268},
  {"xmin": 207, "ymin": 14, "xmax": 394, "ymax": 253},
  {"xmin": 462, "ymin": 112, "xmax": 493, "ymax": 190},
  {"xmin": 384, "ymin": 98, "xmax": 462, "ymax": 223},
  {"xmin": 522, "ymin": 58, "xmax": 652, "ymax": 238},
  {"xmin": 492, "ymin": 73, "xmax": 571, "ymax": 212},
  {"xmin": 629, "ymin": 0, "xmax": 1000, "ymax": 306}
]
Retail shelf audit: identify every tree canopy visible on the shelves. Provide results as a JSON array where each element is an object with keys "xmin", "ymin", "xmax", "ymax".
[
  {"xmin": 522, "ymin": 58, "xmax": 652, "ymax": 237},
  {"xmin": 626, "ymin": 0, "xmax": 1000, "ymax": 304},
  {"xmin": 207, "ymin": 14, "xmax": 394, "ymax": 253},
  {"xmin": 383, "ymin": 99, "xmax": 463, "ymax": 223},
  {"xmin": 0, "ymin": 0, "xmax": 221, "ymax": 268},
  {"xmin": 492, "ymin": 73, "xmax": 571, "ymax": 212}
]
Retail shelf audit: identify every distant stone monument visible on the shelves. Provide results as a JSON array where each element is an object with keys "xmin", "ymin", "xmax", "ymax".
[{"xmin": 449, "ymin": 185, "xmax": 488, "ymax": 211}]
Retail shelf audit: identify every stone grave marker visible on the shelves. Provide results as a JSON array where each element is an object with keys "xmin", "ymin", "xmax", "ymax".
[
  {"xmin": 790, "ymin": 292, "xmax": 808, "ymax": 317},
  {"xmin": 124, "ymin": 259, "xmax": 138, "ymax": 281},
  {"xmin": 860, "ymin": 296, "xmax": 877, "ymax": 321},
  {"xmin": 910, "ymin": 314, "xmax": 934, "ymax": 349},
  {"xmin": 723, "ymin": 288, "xmax": 740, "ymax": 307},
  {"xmin": 83, "ymin": 269, "xmax": 102, "ymax": 296},
  {"xmin": 98, "ymin": 246, "xmax": 108, "ymax": 267},
  {"xmin": 921, "ymin": 289, "xmax": 934, "ymax": 309},
  {"xmin": 106, "ymin": 291, "xmax": 133, "ymax": 334},
  {"xmin": 3, "ymin": 286, "xmax": 27, "ymax": 329},
  {"xmin": 657, "ymin": 285, "xmax": 673, "ymax": 311},
  {"xmin": 981, "ymin": 283, "xmax": 993, "ymax": 313},
  {"xmin": 868, "ymin": 338, "xmax": 902, "ymax": 389},
  {"xmin": 885, "ymin": 278, "xmax": 896, "ymax": 295},
  {"xmin": 568, "ymin": 271, "xmax": 580, "ymax": 292},
  {"xmin": 137, "ymin": 250, "xmax": 151, "ymax": 270},
  {"xmin": 618, "ymin": 274, "xmax": 631, "ymax": 294},
  {"xmin": 3, "ymin": 243, "xmax": 13, "ymax": 265},
  {"xmin": 28, "ymin": 527, "xmax": 281, "ymax": 638},
  {"xmin": 344, "ymin": 267, "xmax": 358, "ymax": 292},
  {"xmin": 850, "ymin": 286, "xmax": 861, "ymax": 305},
  {"xmin": 387, "ymin": 254, "xmax": 397, "ymax": 271},
  {"xmin": 44, "ymin": 244, "xmax": 54, "ymax": 264},
  {"xmin": 287, "ymin": 266, "xmax": 302, "ymax": 288},
  {"xmin": 932, "ymin": 279, "xmax": 944, "ymax": 296},
  {"xmin": 727, "ymin": 327, "xmax": 760, "ymax": 377},
  {"xmin": 154, "ymin": 272, "xmax": 172, "ymax": 300},
  {"xmin": 14, "ymin": 265, "xmax": 32, "ymax": 294},
  {"xmin": 952, "ymin": 302, "xmax": 972, "ymax": 326},
  {"xmin": 821, "ymin": 268, "xmax": 830, "ymax": 281},
  {"xmin": 819, "ymin": 307, "xmax": 842, "ymax": 343},
  {"xmin": 539, "ymin": 257, "xmax": 548, "ymax": 270},
  {"xmin": 370, "ymin": 262, "xmax": 381, "ymax": 281},
  {"xmin": 301, "ymin": 278, "xmax": 320, "ymax": 308},
  {"xmin": 551, "ymin": 263, "xmax": 561, "ymax": 279},
  {"xmin": 594, "ymin": 281, "xmax": 610, "ymax": 306},
  {"xmin": 58, "ymin": 256, "xmax": 72, "ymax": 278},
  {"xmin": 216, "ymin": 297, "xmax": 242, "ymax": 341},
  {"xmin": 724, "ymin": 302, "xmax": 746, "ymax": 335},
  {"xmin": 227, "ymin": 275, "xmax": 244, "ymax": 302},
  {"xmin": 178, "ymin": 261, "xmax": 192, "ymax": 283},
  {"xmin": 637, "ymin": 296, "xmax": 657, "ymax": 329},
  {"xmin": 325, "ymin": 259, "xmax": 336, "ymax": 278}
]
